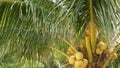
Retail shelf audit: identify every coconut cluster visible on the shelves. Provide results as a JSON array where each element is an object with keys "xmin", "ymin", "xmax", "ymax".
[
  {"xmin": 96, "ymin": 41, "xmax": 117, "ymax": 60},
  {"xmin": 67, "ymin": 47, "xmax": 88, "ymax": 68}
]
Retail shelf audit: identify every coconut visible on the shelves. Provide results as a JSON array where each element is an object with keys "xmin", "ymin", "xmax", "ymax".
[
  {"xmin": 107, "ymin": 48, "xmax": 113, "ymax": 54},
  {"xmin": 99, "ymin": 50, "xmax": 103, "ymax": 55},
  {"xmin": 74, "ymin": 60, "xmax": 83, "ymax": 68},
  {"xmin": 96, "ymin": 48, "xmax": 103, "ymax": 55},
  {"xmin": 67, "ymin": 47, "xmax": 75, "ymax": 55},
  {"xmin": 98, "ymin": 41, "xmax": 107, "ymax": 50},
  {"xmin": 96, "ymin": 48, "xmax": 100, "ymax": 55},
  {"xmin": 75, "ymin": 52, "xmax": 83, "ymax": 60},
  {"xmin": 112, "ymin": 53, "xmax": 117, "ymax": 60},
  {"xmin": 68, "ymin": 56, "xmax": 75, "ymax": 64},
  {"xmin": 66, "ymin": 51, "xmax": 73, "ymax": 56},
  {"xmin": 82, "ymin": 59, "xmax": 88, "ymax": 68}
]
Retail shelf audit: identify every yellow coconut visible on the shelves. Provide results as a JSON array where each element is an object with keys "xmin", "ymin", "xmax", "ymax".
[
  {"xmin": 112, "ymin": 53, "xmax": 117, "ymax": 60},
  {"xmin": 107, "ymin": 48, "xmax": 113, "ymax": 54},
  {"xmin": 74, "ymin": 60, "xmax": 83, "ymax": 68},
  {"xmin": 96, "ymin": 48, "xmax": 103, "ymax": 55},
  {"xmin": 99, "ymin": 50, "xmax": 103, "ymax": 55},
  {"xmin": 96, "ymin": 48, "xmax": 99, "ymax": 54},
  {"xmin": 82, "ymin": 59, "xmax": 88, "ymax": 68},
  {"xmin": 98, "ymin": 41, "xmax": 107, "ymax": 50},
  {"xmin": 66, "ymin": 51, "xmax": 72, "ymax": 56},
  {"xmin": 67, "ymin": 47, "xmax": 75, "ymax": 55},
  {"xmin": 68, "ymin": 56, "xmax": 75, "ymax": 64},
  {"xmin": 75, "ymin": 52, "xmax": 84, "ymax": 60}
]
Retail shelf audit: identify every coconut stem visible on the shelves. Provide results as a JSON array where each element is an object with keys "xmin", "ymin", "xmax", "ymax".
[
  {"xmin": 90, "ymin": 0, "xmax": 97, "ymax": 53},
  {"xmin": 58, "ymin": 36, "xmax": 77, "ymax": 52},
  {"xmin": 85, "ymin": 36, "xmax": 93, "ymax": 62},
  {"xmin": 48, "ymin": 46, "xmax": 69, "ymax": 58}
]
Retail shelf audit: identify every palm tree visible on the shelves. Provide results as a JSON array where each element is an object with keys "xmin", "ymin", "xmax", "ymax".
[{"xmin": 0, "ymin": 0, "xmax": 120, "ymax": 68}]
